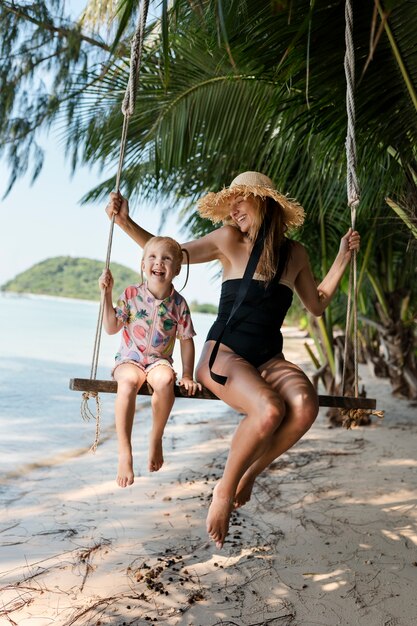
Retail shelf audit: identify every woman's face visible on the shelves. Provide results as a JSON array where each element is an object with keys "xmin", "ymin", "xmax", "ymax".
[{"xmin": 229, "ymin": 194, "xmax": 259, "ymax": 233}]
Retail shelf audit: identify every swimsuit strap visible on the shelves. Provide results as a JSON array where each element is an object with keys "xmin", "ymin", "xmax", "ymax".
[
  {"xmin": 228, "ymin": 237, "xmax": 290, "ymax": 333},
  {"xmin": 209, "ymin": 216, "xmax": 271, "ymax": 385}
]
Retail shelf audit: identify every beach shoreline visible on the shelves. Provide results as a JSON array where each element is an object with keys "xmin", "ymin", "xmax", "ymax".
[
  {"xmin": 1, "ymin": 336, "xmax": 417, "ymax": 626},
  {"xmin": 0, "ymin": 289, "xmax": 101, "ymax": 306}
]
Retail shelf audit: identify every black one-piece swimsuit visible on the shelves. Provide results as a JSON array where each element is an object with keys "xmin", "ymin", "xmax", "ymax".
[{"xmin": 206, "ymin": 277, "xmax": 293, "ymax": 369}]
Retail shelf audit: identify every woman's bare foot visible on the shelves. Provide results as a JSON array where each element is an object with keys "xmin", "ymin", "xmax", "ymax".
[
  {"xmin": 234, "ymin": 474, "xmax": 255, "ymax": 509},
  {"xmin": 206, "ymin": 482, "xmax": 234, "ymax": 549},
  {"xmin": 117, "ymin": 449, "xmax": 134, "ymax": 487},
  {"xmin": 148, "ymin": 435, "xmax": 164, "ymax": 472}
]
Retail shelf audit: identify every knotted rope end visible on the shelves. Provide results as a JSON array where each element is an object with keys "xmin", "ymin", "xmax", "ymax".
[
  {"xmin": 80, "ymin": 391, "xmax": 102, "ymax": 453},
  {"xmin": 340, "ymin": 407, "xmax": 385, "ymax": 429},
  {"xmin": 348, "ymin": 196, "xmax": 360, "ymax": 210}
]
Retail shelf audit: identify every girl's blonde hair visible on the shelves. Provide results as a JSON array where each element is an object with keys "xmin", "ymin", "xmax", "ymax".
[{"xmin": 142, "ymin": 236, "xmax": 183, "ymax": 273}]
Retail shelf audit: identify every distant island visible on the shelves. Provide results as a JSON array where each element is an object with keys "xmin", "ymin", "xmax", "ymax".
[
  {"xmin": 1, "ymin": 256, "xmax": 218, "ymax": 313},
  {"xmin": 189, "ymin": 300, "xmax": 218, "ymax": 315}
]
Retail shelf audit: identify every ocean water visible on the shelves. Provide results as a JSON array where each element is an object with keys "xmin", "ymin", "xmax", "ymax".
[{"xmin": 0, "ymin": 292, "xmax": 215, "ymax": 476}]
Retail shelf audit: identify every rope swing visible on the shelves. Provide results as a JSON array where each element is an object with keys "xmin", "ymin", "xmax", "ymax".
[
  {"xmin": 80, "ymin": 0, "xmax": 151, "ymax": 451},
  {"xmin": 71, "ymin": 0, "xmax": 381, "ymax": 449},
  {"xmin": 339, "ymin": 0, "xmax": 383, "ymax": 428}
]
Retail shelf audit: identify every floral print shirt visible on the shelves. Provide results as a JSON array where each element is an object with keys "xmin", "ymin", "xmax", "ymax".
[{"xmin": 114, "ymin": 282, "xmax": 196, "ymax": 366}]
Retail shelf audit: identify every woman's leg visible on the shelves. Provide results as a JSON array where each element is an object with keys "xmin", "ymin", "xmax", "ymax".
[
  {"xmin": 234, "ymin": 357, "xmax": 319, "ymax": 507},
  {"xmin": 145, "ymin": 364, "xmax": 176, "ymax": 472},
  {"xmin": 196, "ymin": 343, "xmax": 287, "ymax": 548},
  {"xmin": 114, "ymin": 363, "xmax": 146, "ymax": 488}
]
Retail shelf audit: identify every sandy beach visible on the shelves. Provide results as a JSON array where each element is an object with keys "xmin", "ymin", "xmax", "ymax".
[{"xmin": 1, "ymin": 330, "xmax": 417, "ymax": 626}]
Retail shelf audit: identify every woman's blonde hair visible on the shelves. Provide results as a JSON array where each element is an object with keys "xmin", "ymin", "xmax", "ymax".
[
  {"xmin": 225, "ymin": 196, "xmax": 289, "ymax": 283},
  {"xmin": 142, "ymin": 236, "xmax": 183, "ymax": 273}
]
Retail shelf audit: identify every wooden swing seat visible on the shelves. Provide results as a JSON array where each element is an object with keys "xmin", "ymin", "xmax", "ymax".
[{"xmin": 69, "ymin": 378, "xmax": 377, "ymax": 409}]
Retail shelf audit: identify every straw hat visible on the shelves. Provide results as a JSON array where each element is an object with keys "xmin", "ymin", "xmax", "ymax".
[{"xmin": 197, "ymin": 171, "xmax": 305, "ymax": 229}]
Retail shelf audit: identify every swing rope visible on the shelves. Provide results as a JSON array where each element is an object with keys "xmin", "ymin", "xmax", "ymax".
[
  {"xmin": 81, "ymin": 0, "xmax": 151, "ymax": 451},
  {"xmin": 340, "ymin": 0, "xmax": 384, "ymax": 428}
]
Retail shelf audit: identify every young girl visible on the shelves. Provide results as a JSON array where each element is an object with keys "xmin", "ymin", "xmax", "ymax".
[{"xmin": 99, "ymin": 236, "xmax": 201, "ymax": 488}]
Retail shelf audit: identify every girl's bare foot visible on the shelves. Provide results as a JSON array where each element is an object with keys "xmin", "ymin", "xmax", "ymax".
[
  {"xmin": 234, "ymin": 475, "xmax": 255, "ymax": 509},
  {"xmin": 148, "ymin": 436, "xmax": 164, "ymax": 472},
  {"xmin": 206, "ymin": 482, "xmax": 234, "ymax": 549},
  {"xmin": 117, "ymin": 449, "xmax": 134, "ymax": 487}
]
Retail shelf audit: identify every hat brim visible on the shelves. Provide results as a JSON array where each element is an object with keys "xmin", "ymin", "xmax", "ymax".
[{"xmin": 197, "ymin": 184, "xmax": 305, "ymax": 229}]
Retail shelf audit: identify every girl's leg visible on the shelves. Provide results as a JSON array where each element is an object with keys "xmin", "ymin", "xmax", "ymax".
[
  {"xmin": 196, "ymin": 343, "xmax": 287, "ymax": 548},
  {"xmin": 146, "ymin": 364, "xmax": 176, "ymax": 472},
  {"xmin": 234, "ymin": 357, "xmax": 319, "ymax": 507},
  {"xmin": 114, "ymin": 364, "xmax": 146, "ymax": 487}
]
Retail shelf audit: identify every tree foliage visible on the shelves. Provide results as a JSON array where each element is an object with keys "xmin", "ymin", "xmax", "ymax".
[
  {"xmin": 2, "ymin": 2, "xmax": 415, "ymax": 243},
  {"xmin": 0, "ymin": 0, "xmax": 126, "ymax": 195}
]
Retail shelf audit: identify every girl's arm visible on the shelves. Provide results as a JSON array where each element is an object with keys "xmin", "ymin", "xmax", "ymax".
[
  {"xmin": 294, "ymin": 228, "xmax": 360, "ymax": 317},
  {"xmin": 98, "ymin": 269, "xmax": 123, "ymax": 335},
  {"xmin": 178, "ymin": 338, "xmax": 202, "ymax": 395}
]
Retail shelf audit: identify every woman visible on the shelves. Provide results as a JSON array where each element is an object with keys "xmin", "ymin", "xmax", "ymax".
[{"xmin": 106, "ymin": 171, "xmax": 360, "ymax": 549}]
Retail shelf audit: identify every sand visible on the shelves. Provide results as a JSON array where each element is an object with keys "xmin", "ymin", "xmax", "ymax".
[{"xmin": 1, "ymin": 330, "xmax": 417, "ymax": 626}]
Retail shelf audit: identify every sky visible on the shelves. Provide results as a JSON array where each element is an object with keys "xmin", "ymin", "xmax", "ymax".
[
  {"xmin": 0, "ymin": 0, "xmax": 221, "ymax": 306},
  {"xmin": 0, "ymin": 139, "xmax": 221, "ymax": 306}
]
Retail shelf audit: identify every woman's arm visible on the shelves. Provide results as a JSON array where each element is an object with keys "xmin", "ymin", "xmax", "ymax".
[
  {"xmin": 294, "ymin": 228, "xmax": 360, "ymax": 316},
  {"xmin": 106, "ymin": 192, "xmax": 154, "ymax": 247},
  {"xmin": 106, "ymin": 192, "xmax": 239, "ymax": 267},
  {"xmin": 98, "ymin": 269, "xmax": 123, "ymax": 334},
  {"xmin": 180, "ymin": 227, "xmax": 231, "ymax": 265}
]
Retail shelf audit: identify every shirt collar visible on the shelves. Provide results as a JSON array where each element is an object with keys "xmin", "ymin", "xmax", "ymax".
[{"xmin": 144, "ymin": 281, "xmax": 174, "ymax": 302}]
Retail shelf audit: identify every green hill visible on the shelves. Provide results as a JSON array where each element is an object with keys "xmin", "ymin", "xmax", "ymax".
[
  {"xmin": 1, "ymin": 257, "xmax": 218, "ymax": 312},
  {"xmin": 0, "ymin": 256, "xmax": 139, "ymax": 301}
]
